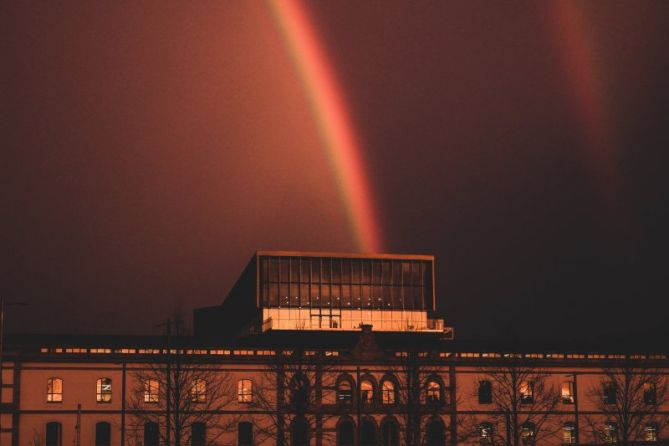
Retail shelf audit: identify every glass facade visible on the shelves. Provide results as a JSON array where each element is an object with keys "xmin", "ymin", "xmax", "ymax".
[{"xmin": 259, "ymin": 255, "xmax": 432, "ymax": 311}]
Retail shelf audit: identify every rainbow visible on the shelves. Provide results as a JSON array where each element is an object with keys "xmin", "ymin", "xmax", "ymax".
[
  {"xmin": 267, "ymin": 0, "xmax": 383, "ymax": 253},
  {"xmin": 549, "ymin": 2, "xmax": 619, "ymax": 205}
]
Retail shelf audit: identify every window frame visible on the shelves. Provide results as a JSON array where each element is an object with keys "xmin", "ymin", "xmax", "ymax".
[
  {"xmin": 46, "ymin": 377, "xmax": 63, "ymax": 403},
  {"xmin": 336, "ymin": 375, "xmax": 355, "ymax": 405},
  {"xmin": 143, "ymin": 379, "xmax": 160, "ymax": 404},
  {"xmin": 478, "ymin": 380, "xmax": 492, "ymax": 404},
  {"xmin": 561, "ymin": 381, "xmax": 575, "ymax": 404},
  {"xmin": 191, "ymin": 378, "xmax": 207, "ymax": 403},
  {"xmin": 96, "ymin": 378, "xmax": 112, "ymax": 403},
  {"xmin": 519, "ymin": 381, "xmax": 534, "ymax": 404},
  {"xmin": 238, "ymin": 379, "xmax": 253, "ymax": 403}
]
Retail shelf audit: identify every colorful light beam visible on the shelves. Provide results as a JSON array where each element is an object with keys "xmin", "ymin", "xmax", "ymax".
[{"xmin": 268, "ymin": 0, "xmax": 383, "ymax": 253}]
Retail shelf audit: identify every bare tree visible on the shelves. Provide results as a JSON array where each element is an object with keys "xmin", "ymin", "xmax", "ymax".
[
  {"xmin": 473, "ymin": 364, "xmax": 561, "ymax": 446},
  {"xmin": 250, "ymin": 348, "xmax": 338, "ymax": 446},
  {"xmin": 127, "ymin": 316, "xmax": 237, "ymax": 446},
  {"xmin": 585, "ymin": 365, "xmax": 669, "ymax": 445}
]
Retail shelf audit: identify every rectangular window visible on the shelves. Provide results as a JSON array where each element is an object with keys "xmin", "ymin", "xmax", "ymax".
[
  {"xmin": 478, "ymin": 381, "xmax": 492, "ymax": 404},
  {"xmin": 47, "ymin": 378, "xmax": 63, "ymax": 403},
  {"xmin": 144, "ymin": 379, "xmax": 159, "ymax": 403},
  {"xmin": 191, "ymin": 379, "xmax": 207, "ymax": 403},
  {"xmin": 644, "ymin": 382, "xmax": 657, "ymax": 405},
  {"xmin": 520, "ymin": 381, "xmax": 534, "ymax": 404},
  {"xmin": 603, "ymin": 382, "xmax": 616, "ymax": 405},
  {"xmin": 644, "ymin": 423, "xmax": 658, "ymax": 442},
  {"xmin": 238, "ymin": 379, "xmax": 253, "ymax": 403},
  {"xmin": 561, "ymin": 381, "xmax": 575, "ymax": 404},
  {"xmin": 563, "ymin": 422, "xmax": 576, "ymax": 444},
  {"xmin": 604, "ymin": 422, "xmax": 617, "ymax": 443},
  {"xmin": 96, "ymin": 378, "xmax": 112, "ymax": 403}
]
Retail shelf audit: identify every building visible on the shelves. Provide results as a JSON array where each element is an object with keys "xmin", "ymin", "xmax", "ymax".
[{"xmin": 1, "ymin": 251, "xmax": 668, "ymax": 446}]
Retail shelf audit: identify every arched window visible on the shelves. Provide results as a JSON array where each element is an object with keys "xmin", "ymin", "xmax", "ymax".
[
  {"xmin": 144, "ymin": 422, "xmax": 159, "ymax": 446},
  {"xmin": 291, "ymin": 416, "xmax": 309, "ymax": 446},
  {"xmin": 96, "ymin": 378, "xmax": 112, "ymax": 403},
  {"xmin": 360, "ymin": 378, "xmax": 375, "ymax": 404},
  {"xmin": 192, "ymin": 422, "xmax": 206, "ymax": 446},
  {"xmin": 95, "ymin": 422, "xmax": 111, "ymax": 446},
  {"xmin": 337, "ymin": 376, "xmax": 354, "ymax": 404},
  {"xmin": 290, "ymin": 373, "xmax": 310, "ymax": 406},
  {"xmin": 46, "ymin": 422, "xmax": 62, "ymax": 446},
  {"xmin": 521, "ymin": 422, "xmax": 536, "ymax": 445},
  {"xmin": 47, "ymin": 378, "xmax": 63, "ymax": 402},
  {"xmin": 381, "ymin": 378, "xmax": 396, "ymax": 405},
  {"xmin": 426, "ymin": 379, "xmax": 442, "ymax": 404},
  {"xmin": 337, "ymin": 418, "xmax": 355, "ymax": 446},
  {"xmin": 381, "ymin": 417, "xmax": 399, "ymax": 446},
  {"xmin": 238, "ymin": 379, "xmax": 253, "ymax": 403},
  {"xmin": 426, "ymin": 418, "xmax": 445, "ymax": 446},
  {"xmin": 238, "ymin": 421, "xmax": 253, "ymax": 446},
  {"xmin": 360, "ymin": 419, "xmax": 378, "ymax": 446},
  {"xmin": 479, "ymin": 422, "xmax": 493, "ymax": 445},
  {"xmin": 191, "ymin": 379, "xmax": 207, "ymax": 403}
]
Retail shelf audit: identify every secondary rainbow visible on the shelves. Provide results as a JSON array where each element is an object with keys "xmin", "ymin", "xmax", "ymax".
[{"xmin": 268, "ymin": 0, "xmax": 383, "ymax": 253}]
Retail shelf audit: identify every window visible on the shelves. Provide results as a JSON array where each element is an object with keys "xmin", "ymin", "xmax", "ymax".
[
  {"xmin": 520, "ymin": 381, "xmax": 534, "ymax": 404},
  {"xmin": 192, "ymin": 422, "xmax": 206, "ymax": 446},
  {"xmin": 144, "ymin": 379, "xmax": 159, "ymax": 403},
  {"xmin": 644, "ymin": 382, "xmax": 657, "ymax": 405},
  {"xmin": 426, "ymin": 380, "xmax": 442, "ymax": 404},
  {"xmin": 381, "ymin": 418, "xmax": 399, "ymax": 446},
  {"xmin": 291, "ymin": 417, "xmax": 309, "ymax": 446},
  {"xmin": 191, "ymin": 379, "xmax": 207, "ymax": 403},
  {"xmin": 95, "ymin": 422, "xmax": 111, "ymax": 446},
  {"xmin": 479, "ymin": 422, "xmax": 493, "ymax": 445},
  {"xmin": 521, "ymin": 422, "xmax": 536, "ymax": 445},
  {"xmin": 360, "ymin": 379, "xmax": 374, "ymax": 404},
  {"xmin": 360, "ymin": 419, "xmax": 377, "ymax": 446},
  {"xmin": 96, "ymin": 378, "xmax": 112, "ymax": 403},
  {"xmin": 47, "ymin": 378, "xmax": 63, "ymax": 403},
  {"xmin": 46, "ymin": 422, "xmax": 62, "ymax": 446},
  {"xmin": 478, "ymin": 380, "xmax": 492, "ymax": 404},
  {"xmin": 604, "ymin": 422, "xmax": 617, "ymax": 443},
  {"xmin": 238, "ymin": 379, "xmax": 253, "ymax": 403},
  {"xmin": 144, "ymin": 422, "xmax": 159, "ymax": 446},
  {"xmin": 238, "ymin": 421, "xmax": 253, "ymax": 446},
  {"xmin": 561, "ymin": 381, "xmax": 574, "ymax": 404},
  {"xmin": 603, "ymin": 382, "xmax": 616, "ymax": 405},
  {"xmin": 563, "ymin": 422, "xmax": 576, "ymax": 444},
  {"xmin": 290, "ymin": 374, "xmax": 310, "ymax": 405},
  {"xmin": 381, "ymin": 379, "xmax": 396, "ymax": 405},
  {"xmin": 337, "ymin": 378, "xmax": 354, "ymax": 404},
  {"xmin": 426, "ymin": 419, "xmax": 445, "ymax": 446},
  {"xmin": 644, "ymin": 423, "xmax": 658, "ymax": 442},
  {"xmin": 337, "ymin": 419, "xmax": 355, "ymax": 446}
]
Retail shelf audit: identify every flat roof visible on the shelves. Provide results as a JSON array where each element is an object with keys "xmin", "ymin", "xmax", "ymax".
[{"xmin": 256, "ymin": 250, "xmax": 434, "ymax": 261}]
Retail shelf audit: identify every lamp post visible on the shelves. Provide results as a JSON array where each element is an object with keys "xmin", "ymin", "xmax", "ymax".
[{"xmin": 0, "ymin": 296, "xmax": 28, "ymax": 446}]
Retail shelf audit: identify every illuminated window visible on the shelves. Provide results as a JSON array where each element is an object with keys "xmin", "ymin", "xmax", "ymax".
[
  {"xmin": 96, "ymin": 378, "xmax": 112, "ymax": 403},
  {"xmin": 46, "ymin": 422, "xmax": 62, "ymax": 446},
  {"xmin": 95, "ymin": 422, "xmax": 111, "ymax": 446},
  {"xmin": 561, "ymin": 381, "xmax": 575, "ymax": 404},
  {"xmin": 519, "ymin": 381, "xmax": 534, "ymax": 404},
  {"xmin": 144, "ymin": 379, "xmax": 159, "ymax": 403},
  {"xmin": 563, "ymin": 422, "xmax": 576, "ymax": 444},
  {"xmin": 381, "ymin": 380, "xmax": 396, "ymax": 405},
  {"xmin": 47, "ymin": 377, "xmax": 63, "ymax": 403},
  {"xmin": 603, "ymin": 382, "xmax": 616, "ymax": 405},
  {"xmin": 644, "ymin": 382, "xmax": 657, "ymax": 405},
  {"xmin": 191, "ymin": 379, "xmax": 207, "ymax": 403},
  {"xmin": 479, "ymin": 422, "xmax": 493, "ymax": 445},
  {"xmin": 604, "ymin": 422, "xmax": 617, "ymax": 443},
  {"xmin": 521, "ymin": 422, "xmax": 536, "ymax": 445},
  {"xmin": 337, "ymin": 378, "xmax": 354, "ymax": 404},
  {"xmin": 426, "ymin": 380, "xmax": 441, "ymax": 404},
  {"xmin": 360, "ymin": 379, "xmax": 374, "ymax": 404},
  {"xmin": 478, "ymin": 380, "xmax": 492, "ymax": 404},
  {"xmin": 644, "ymin": 423, "xmax": 658, "ymax": 442},
  {"xmin": 238, "ymin": 379, "xmax": 253, "ymax": 403}
]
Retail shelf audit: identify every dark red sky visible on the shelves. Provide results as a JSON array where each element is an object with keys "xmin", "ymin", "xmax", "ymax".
[{"xmin": 3, "ymin": 2, "xmax": 668, "ymax": 341}]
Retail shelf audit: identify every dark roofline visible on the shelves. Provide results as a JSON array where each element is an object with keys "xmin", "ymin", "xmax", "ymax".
[{"xmin": 256, "ymin": 250, "xmax": 434, "ymax": 261}]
